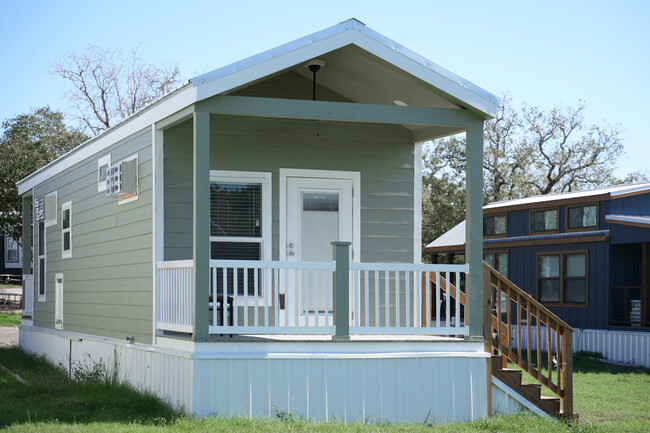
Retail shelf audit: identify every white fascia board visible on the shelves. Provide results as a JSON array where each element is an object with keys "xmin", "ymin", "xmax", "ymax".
[
  {"xmin": 17, "ymin": 85, "xmax": 197, "ymax": 196},
  {"xmin": 195, "ymin": 30, "xmax": 355, "ymax": 102}
]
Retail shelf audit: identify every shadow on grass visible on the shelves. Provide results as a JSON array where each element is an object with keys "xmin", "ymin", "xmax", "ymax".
[{"xmin": 0, "ymin": 347, "xmax": 181, "ymax": 428}]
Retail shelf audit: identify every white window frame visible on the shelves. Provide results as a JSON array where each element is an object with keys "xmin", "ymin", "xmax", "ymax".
[
  {"xmin": 5, "ymin": 236, "xmax": 19, "ymax": 263},
  {"xmin": 209, "ymin": 170, "xmax": 272, "ymax": 306},
  {"xmin": 37, "ymin": 219, "xmax": 46, "ymax": 302},
  {"xmin": 97, "ymin": 154, "xmax": 111, "ymax": 192},
  {"xmin": 55, "ymin": 273, "xmax": 63, "ymax": 329},
  {"xmin": 61, "ymin": 201, "xmax": 72, "ymax": 259},
  {"xmin": 44, "ymin": 191, "xmax": 57, "ymax": 228},
  {"xmin": 117, "ymin": 153, "xmax": 139, "ymax": 205}
]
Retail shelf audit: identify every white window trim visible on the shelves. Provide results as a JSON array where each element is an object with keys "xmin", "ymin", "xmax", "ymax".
[
  {"xmin": 210, "ymin": 170, "xmax": 272, "ymax": 306},
  {"xmin": 118, "ymin": 153, "xmax": 139, "ymax": 205},
  {"xmin": 97, "ymin": 154, "xmax": 111, "ymax": 192},
  {"xmin": 55, "ymin": 273, "xmax": 63, "ymax": 330},
  {"xmin": 37, "ymin": 219, "xmax": 46, "ymax": 303},
  {"xmin": 61, "ymin": 201, "xmax": 72, "ymax": 259}
]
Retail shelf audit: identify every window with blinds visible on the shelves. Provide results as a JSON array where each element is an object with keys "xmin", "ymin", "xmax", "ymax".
[{"xmin": 210, "ymin": 181, "xmax": 263, "ymax": 297}]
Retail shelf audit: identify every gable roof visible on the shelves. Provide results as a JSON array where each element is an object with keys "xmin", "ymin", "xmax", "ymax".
[{"xmin": 17, "ymin": 19, "xmax": 498, "ymax": 195}]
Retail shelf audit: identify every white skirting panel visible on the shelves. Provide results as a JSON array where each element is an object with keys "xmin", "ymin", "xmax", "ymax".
[
  {"xmin": 509, "ymin": 326, "xmax": 650, "ymax": 368},
  {"xmin": 19, "ymin": 326, "xmax": 194, "ymax": 412},
  {"xmin": 20, "ymin": 326, "xmax": 497, "ymax": 423},
  {"xmin": 491, "ymin": 377, "xmax": 548, "ymax": 418}
]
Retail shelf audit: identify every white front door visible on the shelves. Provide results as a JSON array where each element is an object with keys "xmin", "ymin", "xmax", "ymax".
[{"xmin": 284, "ymin": 176, "xmax": 353, "ymax": 326}]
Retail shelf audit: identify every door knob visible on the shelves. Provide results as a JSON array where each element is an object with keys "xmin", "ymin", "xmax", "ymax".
[{"xmin": 288, "ymin": 242, "xmax": 295, "ymax": 248}]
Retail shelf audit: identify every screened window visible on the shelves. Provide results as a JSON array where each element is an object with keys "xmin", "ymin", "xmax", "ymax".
[
  {"xmin": 532, "ymin": 209, "xmax": 558, "ymax": 232},
  {"xmin": 209, "ymin": 172, "xmax": 271, "ymax": 300},
  {"xmin": 538, "ymin": 252, "xmax": 587, "ymax": 306},
  {"xmin": 567, "ymin": 205, "xmax": 597, "ymax": 229},
  {"xmin": 484, "ymin": 215, "xmax": 506, "ymax": 236},
  {"xmin": 62, "ymin": 201, "xmax": 72, "ymax": 258},
  {"xmin": 6, "ymin": 237, "xmax": 19, "ymax": 263}
]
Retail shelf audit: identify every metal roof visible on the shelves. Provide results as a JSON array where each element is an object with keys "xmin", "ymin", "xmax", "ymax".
[
  {"xmin": 484, "ymin": 182, "xmax": 650, "ymax": 210},
  {"xmin": 605, "ymin": 214, "xmax": 650, "ymax": 227},
  {"xmin": 425, "ymin": 220, "xmax": 466, "ymax": 249}
]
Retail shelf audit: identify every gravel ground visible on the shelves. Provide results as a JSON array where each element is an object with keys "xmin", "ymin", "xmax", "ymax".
[{"xmin": 0, "ymin": 326, "xmax": 18, "ymax": 347}]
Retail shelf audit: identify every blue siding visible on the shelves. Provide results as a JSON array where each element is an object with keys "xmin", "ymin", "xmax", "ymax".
[
  {"xmin": 507, "ymin": 241, "xmax": 609, "ymax": 329},
  {"xmin": 507, "ymin": 210, "xmax": 528, "ymax": 237},
  {"xmin": 609, "ymin": 192, "xmax": 650, "ymax": 215}
]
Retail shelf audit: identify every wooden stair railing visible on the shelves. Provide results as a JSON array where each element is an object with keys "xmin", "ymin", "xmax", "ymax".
[{"xmin": 421, "ymin": 262, "xmax": 575, "ymax": 419}]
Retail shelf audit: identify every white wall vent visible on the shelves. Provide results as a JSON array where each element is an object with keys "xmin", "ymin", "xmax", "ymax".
[{"xmin": 106, "ymin": 160, "xmax": 137, "ymax": 198}]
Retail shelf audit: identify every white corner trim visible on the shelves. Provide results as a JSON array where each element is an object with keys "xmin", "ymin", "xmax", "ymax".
[
  {"xmin": 491, "ymin": 376, "xmax": 551, "ymax": 418},
  {"xmin": 152, "ymin": 125, "xmax": 163, "ymax": 344},
  {"xmin": 279, "ymin": 168, "xmax": 361, "ymax": 263},
  {"xmin": 414, "ymin": 142, "xmax": 422, "ymax": 264}
]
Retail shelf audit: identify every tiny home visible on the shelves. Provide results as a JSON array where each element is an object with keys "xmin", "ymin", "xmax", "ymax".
[
  {"xmin": 17, "ymin": 19, "xmax": 560, "ymax": 421},
  {"xmin": 427, "ymin": 183, "xmax": 650, "ymax": 367}
]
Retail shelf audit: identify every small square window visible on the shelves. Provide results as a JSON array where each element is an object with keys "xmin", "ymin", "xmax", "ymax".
[
  {"xmin": 567, "ymin": 205, "xmax": 597, "ymax": 229},
  {"xmin": 484, "ymin": 215, "xmax": 506, "ymax": 236},
  {"xmin": 532, "ymin": 209, "xmax": 558, "ymax": 232}
]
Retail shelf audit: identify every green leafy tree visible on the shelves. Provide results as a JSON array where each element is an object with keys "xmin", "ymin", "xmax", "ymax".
[
  {"xmin": 0, "ymin": 107, "xmax": 87, "ymax": 244},
  {"xmin": 422, "ymin": 95, "xmax": 643, "ymax": 248}
]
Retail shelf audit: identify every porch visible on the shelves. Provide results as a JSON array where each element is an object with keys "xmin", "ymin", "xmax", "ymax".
[{"xmin": 156, "ymin": 242, "xmax": 470, "ymax": 339}]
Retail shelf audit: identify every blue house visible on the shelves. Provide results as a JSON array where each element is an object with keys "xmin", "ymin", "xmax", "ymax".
[
  {"xmin": 0, "ymin": 234, "xmax": 22, "ymax": 280},
  {"xmin": 427, "ymin": 183, "xmax": 650, "ymax": 367}
]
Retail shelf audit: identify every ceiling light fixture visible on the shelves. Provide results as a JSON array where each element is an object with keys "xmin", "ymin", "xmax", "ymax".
[
  {"xmin": 306, "ymin": 59, "xmax": 326, "ymax": 101},
  {"xmin": 394, "ymin": 100, "xmax": 408, "ymax": 107}
]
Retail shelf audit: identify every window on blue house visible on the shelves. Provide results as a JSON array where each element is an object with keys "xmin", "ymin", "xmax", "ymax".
[
  {"xmin": 567, "ymin": 205, "xmax": 597, "ymax": 230},
  {"xmin": 531, "ymin": 209, "xmax": 558, "ymax": 233},
  {"xmin": 484, "ymin": 215, "xmax": 506, "ymax": 236},
  {"xmin": 538, "ymin": 252, "xmax": 587, "ymax": 306}
]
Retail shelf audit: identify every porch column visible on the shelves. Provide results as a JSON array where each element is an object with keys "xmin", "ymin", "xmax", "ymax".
[
  {"xmin": 465, "ymin": 121, "xmax": 484, "ymax": 339},
  {"xmin": 193, "ymin": 111, "xmax": 210, "ymax": 340},
  {"xmin": 22, "ymin": 195, "xmax": 32, "ymax": 308}
]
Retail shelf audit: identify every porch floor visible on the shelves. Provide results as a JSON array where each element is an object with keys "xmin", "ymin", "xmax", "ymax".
[{"xmin": 160, "ymin": 332, "xmax": 469, "ymax": 343}]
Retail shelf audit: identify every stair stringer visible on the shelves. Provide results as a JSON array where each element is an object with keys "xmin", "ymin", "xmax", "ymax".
[{"xmin": 491, "ymin": 376, "xmax": 551, "ymax": 418}]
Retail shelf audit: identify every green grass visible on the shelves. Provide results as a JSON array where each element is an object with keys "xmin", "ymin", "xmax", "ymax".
[
  {"xmin": 0, "ymin": 345, "xmax": 647, "ymax": 432},
  {"xmin": 0, "ymin": 311, "xmax": 21, "ymax": 326},
  {"xmin": 0, "ymin": 282, "xmax": 21, "ymax": 290}
]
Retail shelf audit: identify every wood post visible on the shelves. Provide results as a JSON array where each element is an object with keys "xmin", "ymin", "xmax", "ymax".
[
  {"xmin": 192, "ymin": 110, "xmax": 210, "ymax": 340},
  {"xmin": 562, "ymin": 330, "xmax": 574, "ymax": 418},
  {"xmin": 332, "ymin": 241, "xmax": 351, "ymax": 340}
]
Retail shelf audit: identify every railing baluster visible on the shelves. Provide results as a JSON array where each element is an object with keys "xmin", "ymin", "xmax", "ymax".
[
  {"xmin": 294, "ymin": 268, "xmax": 299, "ymax": 328},
  {"xmin": 547, "ymin": 318, "xmax": 552, "ymax": 387},
  {"xmin": 274, "ymin": 268, "xmax": 279, "ymax": 328},
  {"xmin": 375, "ymin": 270, "xmax": 379, "ymax": 328},
  {"xmin": 355, "ymin": 269, "xmax": 361, "ymax": 328},
  {"xmin": 395, "ymin": 270, "xmax": 400, "ymax": 328},
  {"xmin": 555, "ymin": 322, "xmax": 561, "ymax": 389},
  {"xmin": 536, "ymin": 314, "xmax": 542, "ymax": 382},
  {"xmin": 431, "ymin": 271, "xmax": 436, "ymax": 328},
  {"xmin": 244, "ymin": 267, "xmax": 249, "ymax": 327},
  {"xmin": 314, "ymin": 270, "xmax": 320, "ymax": 326},
  {"xmin": 405, "ymin": 271, "xmax": 411, "ymax": 327},
  {"xmin": 304, "ymin": 269, "xmax": 310, "ymax": 327},
  {"xmin": 364, "ymin": 270, "xmax": 369, "ymax": 328},
  {"xmin": 455, "ymin": 271, "xmax": 460, "ymax": 329},
  {"xmin": 516, "ymin": 292, "xmax": 522, "ymax": 368},
  {"xmin": 527, "ymin": 307, "xmax": 532, "ymax": 374},
  {"xmin": 222, "ymin": 267, "xmax": 228, "ymax": 328},
  {"xmin": 254, "ymin": 267, "xmax": 259, "ymax": 327},
  {"xmin": 384, "ymin": 270, "xmax": 389, "ymax": 327},
  {"xmin": 445, "ymin": 272, "xmax": 451, "ymax": 329}
]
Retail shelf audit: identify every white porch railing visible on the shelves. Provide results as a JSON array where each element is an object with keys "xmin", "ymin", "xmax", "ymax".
[
  {"xmin": 156, "ymin": 256, "xmax": 469, "ymax": 337},
  {"xmin": 208, "ymin": 259, "xmax": 336, "ymax": 335},
  {"xmin": 157, "ymin": 260, "xmax": 193, "ymax": 333},
  {"xmin": 349, "ymin": 262, "xmax": 468, "ymax": 335}
]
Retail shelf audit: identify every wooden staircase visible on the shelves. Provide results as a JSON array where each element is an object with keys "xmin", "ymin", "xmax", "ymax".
[{"xmin": 424, "ymin": 262, "xmax": 575, "ymax": 419}]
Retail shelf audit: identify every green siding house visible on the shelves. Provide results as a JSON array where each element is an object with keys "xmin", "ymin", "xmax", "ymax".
[{"xmin": 16, "ymin": 20, "xmax": 525, "ymax": 422}]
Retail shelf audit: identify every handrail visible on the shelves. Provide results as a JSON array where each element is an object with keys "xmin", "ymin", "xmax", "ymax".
[
  {"xmin": 483, "ymin": 262, "xmax": 574, "ymax": 418},
  {"xmin": 422, "ymin": 262, "xmax": 574, "ymax": 418}
]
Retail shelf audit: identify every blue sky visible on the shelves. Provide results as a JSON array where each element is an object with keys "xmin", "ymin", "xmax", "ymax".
[{"xmin": 1, "ymin": 0, "xmax": 648, "ymax": 177}]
